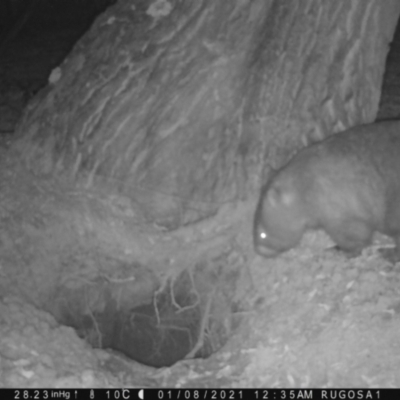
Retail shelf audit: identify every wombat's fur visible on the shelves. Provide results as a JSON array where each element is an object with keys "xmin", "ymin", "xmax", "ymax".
[{"xmin": 254, "ymin": 121, "xmax": 400, "ymax": 262}]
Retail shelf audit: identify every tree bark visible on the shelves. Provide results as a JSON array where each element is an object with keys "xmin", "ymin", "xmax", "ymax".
[{"xmin": 12, "ymin": 0, "xmax": 400, "ymax": 228}]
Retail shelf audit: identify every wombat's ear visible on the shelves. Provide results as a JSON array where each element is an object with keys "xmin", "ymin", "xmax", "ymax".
[
  {"xmin": 268, "ymin": 186, "xmax": 294, "ymax": 207},
  {"xmin": 267, "ymin": 186, "xmax": 281, "ymax": 207},
  {"xmin": 281, "ymin": 191, "xmax": 295, "ymax": 206}
]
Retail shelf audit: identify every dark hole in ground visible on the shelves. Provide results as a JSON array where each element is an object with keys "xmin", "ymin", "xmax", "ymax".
[{"xmin": 51, "ymin": 259, "xmax": 241, "ymax": 367}]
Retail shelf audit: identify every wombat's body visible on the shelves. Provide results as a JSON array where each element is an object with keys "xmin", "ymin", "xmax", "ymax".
[{"xmin": 254, "ymin": 121, "xmax": 400, "ymax": 261}]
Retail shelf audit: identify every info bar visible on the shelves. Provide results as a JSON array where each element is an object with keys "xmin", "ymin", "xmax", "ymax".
[{"xmin": 6, "ymin": 388, "xmax": 397, "ymax": 400}]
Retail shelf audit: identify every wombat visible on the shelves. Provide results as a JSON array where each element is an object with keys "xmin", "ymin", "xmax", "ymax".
[{"xmin": 254, "ymin": 120, "xmax": 400, "ymax": 262}]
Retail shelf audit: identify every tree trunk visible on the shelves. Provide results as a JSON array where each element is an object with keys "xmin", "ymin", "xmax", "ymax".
[{"xmin": 12, "ymin": 0, "xmax": 400, "ymax": 228}]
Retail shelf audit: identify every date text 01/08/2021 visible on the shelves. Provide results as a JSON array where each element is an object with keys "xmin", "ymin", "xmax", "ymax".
[{"xmin": 7, "ymin": 388, "xmax": 388, "ymax": 400}]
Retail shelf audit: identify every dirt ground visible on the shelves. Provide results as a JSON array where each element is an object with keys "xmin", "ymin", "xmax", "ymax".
[{"xmin": 1, "ymin": 12, "xmax": 400, "ymax": 389}]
